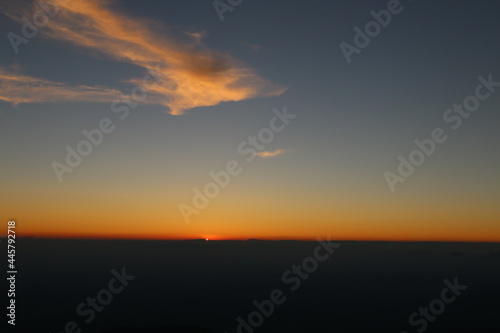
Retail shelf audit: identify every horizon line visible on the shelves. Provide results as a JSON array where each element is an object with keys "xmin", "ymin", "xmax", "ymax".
[{"xmin": 12, "ymin": 236, "xmax": 500, "ymax": 243}]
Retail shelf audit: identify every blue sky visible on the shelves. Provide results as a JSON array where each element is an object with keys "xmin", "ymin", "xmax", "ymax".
[{"xmin": 1, "ymin": 0, "xmax": 499, "ymax": 240}]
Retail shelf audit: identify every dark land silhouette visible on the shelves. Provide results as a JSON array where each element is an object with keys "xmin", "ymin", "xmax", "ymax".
[{"xmin": 8, "ymin": 239, "xmax": 500, "ymax": 333}]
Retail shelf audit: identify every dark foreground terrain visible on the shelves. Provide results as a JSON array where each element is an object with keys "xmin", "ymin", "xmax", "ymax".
[{"xmin": 4, "ymin": 239, "xmax": 500, "ymax": 332}]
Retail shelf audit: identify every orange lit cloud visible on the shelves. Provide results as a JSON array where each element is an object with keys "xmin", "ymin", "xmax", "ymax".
[
  {"xmin": 254, "ymin": 149, "xmax": 287, "ymax": 158},
  {"xmin": 2, "ymin": 0, "xmax": 286, "ymax": 115},
  {"xmin": 0, "ymin": 68, "xmax": 122, "ymax": 105}
]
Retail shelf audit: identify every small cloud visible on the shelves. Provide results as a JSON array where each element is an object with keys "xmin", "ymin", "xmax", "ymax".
[
  {"xmin": 186, "ymin": 31, "xmax": 207, "ymax": 44},
  {"xmin": 254, "ymin": 149, "xmax": 287, "ymax": 159},
  {"xmin": 241, "ymin": 41, "xmax": 262, "ymax": 52}
]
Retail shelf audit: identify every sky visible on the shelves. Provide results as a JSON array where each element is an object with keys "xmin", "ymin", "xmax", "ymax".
[{"xmin": 1, "ymin": 0, "xmax": 499, "ymax": 241}]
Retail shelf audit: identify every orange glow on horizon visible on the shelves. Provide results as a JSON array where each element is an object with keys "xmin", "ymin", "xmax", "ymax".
[{"xmin": 17, "ymin": 231, "xmax": 500, "ymax": 243}]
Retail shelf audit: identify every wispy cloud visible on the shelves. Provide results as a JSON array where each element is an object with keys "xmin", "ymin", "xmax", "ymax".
[
  {"xmin": 1, "ymin": 0, "xmax": 286, "ymax": 115},
  {"xmin": 241, "ymin": 41, "xmax": 262, "ymax": 52},
  {"xmin": 0, "ymin": 68, "xmax": 122, "ymax": 105},
  {"xmin": 254, "ymin": 149, "xmax": 287, "ymax": 159}
]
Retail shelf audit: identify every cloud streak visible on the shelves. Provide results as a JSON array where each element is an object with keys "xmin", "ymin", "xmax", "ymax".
[
  {"xmin": 1, "ymin": 0, "xmax": 286, "ymax": 115},
  {"xmin": 254, "ymin": 149, "xmax": 287, "ymax": 159},
  {"xmin": 0, "ymin": 68, "xmax": 122, "ymax": 105}
]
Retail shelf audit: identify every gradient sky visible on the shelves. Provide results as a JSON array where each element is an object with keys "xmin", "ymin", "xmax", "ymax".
[{"xmin": 1, "ymin": 0, "xmax": 499, "ymax": 241}]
